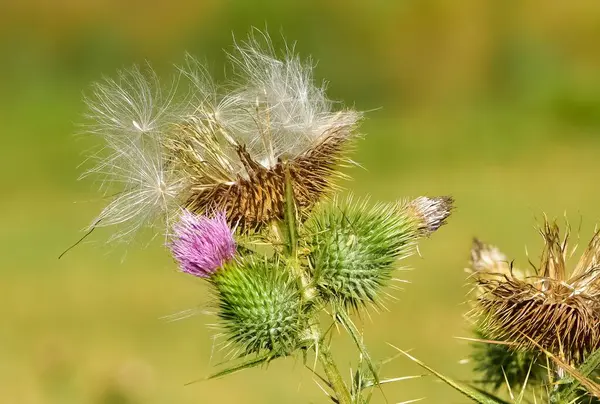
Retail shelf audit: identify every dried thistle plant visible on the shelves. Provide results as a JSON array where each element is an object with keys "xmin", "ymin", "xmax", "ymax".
[
  {"xmin": 468, "ymin": 220, "xmax": 600, "ymax": 365},
  {"xmin": 387, "ymin": 220, "xmax": 600, "ymax": 404}
]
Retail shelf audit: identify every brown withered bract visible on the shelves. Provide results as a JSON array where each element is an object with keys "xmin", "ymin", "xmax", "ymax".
[
  {"xmin": 167, "ymin": 123, "xmax": 357, "ymax": 232},
  {"xmin": 468, "ymin": 220, "xmax": 600, "ymax": 364}
]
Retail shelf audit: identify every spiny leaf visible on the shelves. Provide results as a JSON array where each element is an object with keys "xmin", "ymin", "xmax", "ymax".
[
  {"xmin": 388, "ymin": 343, "xmax": 507, "ymax": 404},
  {"xmin": 467, "ymin": 330, "xmax": 546, "ymax": 391},
  {"xmin": 362, "ymin": 375, "xmax": 425, "ymax": 390},
  {"xmin": 396, "ymin": 398, "xmax": 425, "ymax": 404},
  {"xmin": 336, "ymin": 308, "xmax": 382, "ymax": 394},
  {"xmin": 576, "ymin": 348, "xmax": 600, "ymax": 382},
  {"xmin": 549, "ymin": 347, "xmax": 600, "ymax": 402},
  {"xmin": 468, "ymin": 385, "xmax": 514, "ymax": 404},
  {"xmin": 192, "ymin": 352, "xmax": 278, "ymax": 384}
]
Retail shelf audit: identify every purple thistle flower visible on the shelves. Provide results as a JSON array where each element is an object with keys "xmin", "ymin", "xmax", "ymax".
[{"xmin": 169, "ymin": 210, "xmax": 236, "ymax": 278}]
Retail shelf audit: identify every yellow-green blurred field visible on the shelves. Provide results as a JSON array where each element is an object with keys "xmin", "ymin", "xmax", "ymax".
[{"xmin": 2, "ymin": 1, "xmax": 600, "ymax": 403}]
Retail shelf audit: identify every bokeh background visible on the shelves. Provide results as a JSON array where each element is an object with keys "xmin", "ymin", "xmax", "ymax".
[{"xmin": 2, "ymin": 1, "xmax": 600, "ymax": 403}]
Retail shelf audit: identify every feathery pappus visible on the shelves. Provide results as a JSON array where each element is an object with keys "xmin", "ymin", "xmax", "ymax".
[
  {"xmin": 82, "ymin": 32, "xmax": 362, "ymax": 240},
  {"xmin": 467, "ymin": 219, "xmax": 600, "ymax": 364}
]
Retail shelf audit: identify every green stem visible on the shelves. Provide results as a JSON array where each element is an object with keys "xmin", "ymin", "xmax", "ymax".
[
  {"xmin": 280, "ymin": 167, "xmax": 315, "ymax": 300},
  {"xmin": 318, "ymin": 343, "xmax": 353, "ymax": 404},
  {"xmin": 282, "ymin": 165, "xmax": 298, "ymax": 257},
  {"xmin": 278, "ymin": 167, "xmax": 352, "ymax": 404}
]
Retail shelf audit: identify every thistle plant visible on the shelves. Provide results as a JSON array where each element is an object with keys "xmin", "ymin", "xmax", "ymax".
[
  {"xmin": 397, "ymin": 221, "xmax": 600, "ymax": 404},
  {"xmin": 80, "ymin": 31, "xmax": 453, "ymax": 403}
]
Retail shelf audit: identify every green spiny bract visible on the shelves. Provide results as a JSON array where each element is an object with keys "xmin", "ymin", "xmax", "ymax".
[
  {"xmin": 304, "ymin": 197, "xmax": 421, "ymax": 309},
  {"xmin": 212, "ymin": 256, "xmax": 311, "ymax": 356},
  {"xmin": 470, "ymin": 329, "xmax": 546, "ymax": 391}
]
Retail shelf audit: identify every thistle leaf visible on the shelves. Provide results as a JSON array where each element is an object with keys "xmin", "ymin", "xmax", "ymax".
[
  {"xmin": 467, "ymin": 385, "xmax": 513, "ymax": 404},
  {"xmin": 575, "ymin": 348, "xmax": 600, "ymax": 384},
  {"xmin": 550, "ymin": 347, "xmax": 600, "ymax": 402},
  {"xmin": 202, "ymin": 352, "xmax": 279, "ymax": 382},
  {"xmin": 388, "ymin": 344, "xmax": 507, "ymax": 404},
  {"xmin": 468, "ymin": 330, "xmax": 546, "ymax": 391},
  {"xmin": 336, "ymin": 308, "xmax": 382, "ymax": 393}
]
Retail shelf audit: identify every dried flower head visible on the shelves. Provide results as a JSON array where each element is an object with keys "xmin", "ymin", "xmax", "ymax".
[
  {"xmin": 403, "ymin": 196, "xmax": 454, "ymax": 236},
  {"xmin": 167, "ymin": 35, "xmax": 361, "ymax": 232},
  {"xmin": 169, "ymin": 211, "xmax": 236, "ymax": 278},
  {"xmin": 468, "ymin": 219, "xmax": 600, "ymax": 364},
  {"xmin": 83, "ymin": 31, "xmax": 361, "ymax": 240}
]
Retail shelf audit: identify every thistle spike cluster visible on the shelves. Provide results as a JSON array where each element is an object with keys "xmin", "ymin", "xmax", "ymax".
[
  {"xmin": 212, "ymin": 257, "xmax": 311, "ymax": 356},
  {"xmin": 468, "ymin": 220, "xmax": 600, "ymax": 364},
  {"xmin": 202, "ymin": 194, "xmax": 452, "ymax": 360},
  {"xmin": 83, "ymin": 33, "xmax": 361, "ymax": 240},
  {"xmin": 305, "ymin": 196, "xmax": 453, "ymax": 309}
]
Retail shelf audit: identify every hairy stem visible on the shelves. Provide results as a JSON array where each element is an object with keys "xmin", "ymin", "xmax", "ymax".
[{"xmin": 318, "ymin": 343, "xmax": 353, "ymax": 404}]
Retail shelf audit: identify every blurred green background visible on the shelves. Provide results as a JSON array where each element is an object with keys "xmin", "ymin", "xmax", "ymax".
[{"xmin": 2, "ymin": 1, "xmax": 600, "ymax": 403}]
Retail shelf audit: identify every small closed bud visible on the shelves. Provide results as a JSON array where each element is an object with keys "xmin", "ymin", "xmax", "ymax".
[
  {"xmin": 305, "ymin": 196, "xmax": 452, "ymax": 309},
  {"xmin": 212, "ymin": 257, "xmax": 310, "ymax": 356}
]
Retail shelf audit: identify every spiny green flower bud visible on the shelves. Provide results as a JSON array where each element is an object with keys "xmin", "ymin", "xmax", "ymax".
[
  {"xmin": 212, "ymin": 256, "xmax": 311, "ymax": 356},
  {"xmin": 470, "ymin": 329, "xmax": 546, "ymax": 391},
  {"xmin": 304, "ymin": 196, "xmax": 452, "ymax": 309}
]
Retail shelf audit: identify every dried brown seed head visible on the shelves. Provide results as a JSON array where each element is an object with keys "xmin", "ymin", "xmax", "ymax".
[{"xmin": 469, "ymin": 219, "xmax": 600, "ymax": 364}]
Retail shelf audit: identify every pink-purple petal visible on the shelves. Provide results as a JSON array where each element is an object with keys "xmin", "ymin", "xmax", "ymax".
[{"xmin": 169, "ymin": 211, "xmax": 236, "ymax": 278}]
